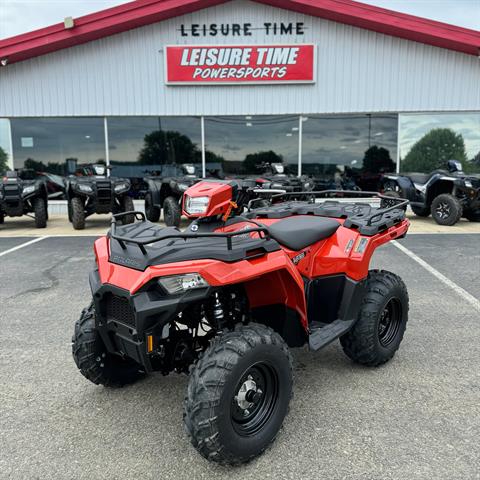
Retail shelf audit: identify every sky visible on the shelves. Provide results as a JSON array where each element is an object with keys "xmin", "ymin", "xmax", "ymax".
[{"xmin": 0, "ymin": 0, "xmax": 479, "ymax": 39}]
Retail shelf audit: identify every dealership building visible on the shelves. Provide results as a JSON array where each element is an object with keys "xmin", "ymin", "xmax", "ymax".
[{"xmin": 0, "ymin": 0, "xmax": 479, "ymax": 189}]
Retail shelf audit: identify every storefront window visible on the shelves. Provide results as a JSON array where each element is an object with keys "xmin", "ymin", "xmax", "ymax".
[
  {"xmin": 301, "ymin": 114, "xmax": 398, "ymax": 191},
  {"xmin": 0, "ymin": 119, "xmax": 12, "ymax": 174},
  {"xmin": 11, "ymin": 117, "xmax": 105, "ymax": 175},
  {"xmin": 399, "ymin": 113, "xmax": 480, "ymax": 173},
  {"xmin": 204, "ymin": 116, "xmax": 299, "ymax": 176},
  {"xmin": 108, "ymin": 116, "xmax": 202, "ymax": 177}
]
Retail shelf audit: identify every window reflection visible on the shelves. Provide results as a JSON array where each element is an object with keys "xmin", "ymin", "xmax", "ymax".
[
  {"xmin": 399, "ymin": 113, "xmax": 480, "ymax": 173},
  {"xmin": 301, "ymin": 114, "xmax": 398, "ymax": 191},
  {"xmin": 0, "ymin": 119, "xmax": 12, "ymax": 174},
  {"xmin": 204, "ymin": 116, "xmax": 299, "ymax": 176},
  {"xmin": 11, "ymin": 117, "xmax": 105, "ymax": 175}
]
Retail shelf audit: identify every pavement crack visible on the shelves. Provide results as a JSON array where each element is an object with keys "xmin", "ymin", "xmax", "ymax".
[{"xmin": 8, "ymin": 257, "xmax": 70, "ymax": 299}]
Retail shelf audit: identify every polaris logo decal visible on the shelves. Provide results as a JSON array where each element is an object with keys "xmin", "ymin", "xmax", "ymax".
[
  {"xmin": 292, "ymin": 251, "xmax": 307, "ymax": 265},
  {"xmin": 110, "ymin": 255, "xmax": 142, "ymax": 268}
]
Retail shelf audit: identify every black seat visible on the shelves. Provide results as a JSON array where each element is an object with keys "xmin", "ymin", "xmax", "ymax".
[
  {"xmin": 405, "ymin": 170, "xmax": 448, "ymax": 185},
  {"xmin": 268, "ymin": 216, "xmax": 340, "ymax": 251}
]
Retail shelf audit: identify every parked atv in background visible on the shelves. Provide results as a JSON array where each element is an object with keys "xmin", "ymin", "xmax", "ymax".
[
  {"xmin": 0, "ymin": 170, "xmax": 48, "ymax": 228},
  {"xmin": 382, "ymin": 160, "xmax": 480, "ymax": 225},
  {"xmin": 72, "ymin": 179, "xmax": 410, "ymax": 466},
  {"xmin": 255, "ymin": 162, "xmax": 314, "ymax": 197},
  {"xmin": 144, "ymin": 163, "xmax": 201, "ymax": 227},
  {"xmin": 65, "ymin": 164, "xmax": 133, "ymax": 230}
]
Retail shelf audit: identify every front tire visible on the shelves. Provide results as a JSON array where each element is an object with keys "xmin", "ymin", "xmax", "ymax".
[
  {"xmin": 33, "ymin": 197, "xmax": 47, "ymax": 228},
  {"xmin": 145, "ymin": 192, "xmax": 161, "ymax": 222},
  {"xmin": 121, "ymin": 196, "xmax": 135, "ymax": 224},
  {"xmin": 0, "ymin": 211, "xmax": 4, "ymax": 224},
  {"xmin": 72, "ymin": 303, "xmax": 144, "ymax": 387},
  {"xmin": 163, "ymin": 196, "xmax": 181, "ymax": 227},
  {"xmin": 70, "ymin": 197, "xmax": 85, "ymax": 230},
  {"xmin": 340, "ymin": 270, "xmax": 409, "ymax": 366},
  {"xmin": 184, "ymin": 323, "xmax": 293, "ymax": 465},
  {"xmin": 431, "ymin": 194, "xmax": 462, "ymax": 226}
]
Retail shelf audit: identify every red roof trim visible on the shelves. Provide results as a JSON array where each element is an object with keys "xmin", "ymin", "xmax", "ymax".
[{"xmin": 0, "ymin": 0, "xmax": 479, "ymax": 65}]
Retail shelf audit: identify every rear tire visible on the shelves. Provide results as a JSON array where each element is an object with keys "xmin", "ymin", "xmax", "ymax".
[
  {"xmin": 72, "ymin": 303, "xmax": 144, "ymax": 387},
  {"xmin": 121, "ymin": 196, "xmax": 135, "ymax": 224},
  {"xmin": 340, "ymin": 270, "xmax": 409, "ymax": 367},
  {"xmin": 145, "ymin": 192, "xmax": 161, "ymax": 222},
  {"xmin": 163, "ymin": 196, "xmax": 181, "ymax": 227},
  {"xmin": 33, "ymin": 197, "xmax": 47, "ymax": 228},
  {"xmin": 184, "ymin": 323, "xmax": 293, "ymax": 465},
  {"xmin": 411, "ymin": 205, "xmax": 430, "ymax": 217},
  {"xmin": 464, "ymin": 209, "xmax": 480, "ymax": 222},
  {"xmin": 380, "ymin": 190, "xmax": 406, "ymax": 211},
  {"xmin": 70, "ymin": 197, "xmax": 85, "ymax": 230},
  {"xmin": 431, "ymin": 194, "xmax": 462, "ymax": 226}
]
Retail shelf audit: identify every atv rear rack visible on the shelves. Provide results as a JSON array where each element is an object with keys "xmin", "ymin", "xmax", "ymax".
[
  {"xmin": 110, "ymin": 211, "xmax": 271, "ymax": 254},
  {"xmin": 263, "ymin": 190, "xmax": 409, "ymax": 226}
]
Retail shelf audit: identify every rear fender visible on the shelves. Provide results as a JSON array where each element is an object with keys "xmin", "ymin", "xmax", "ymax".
[{"xmin": 306, "ymin": 221, "xmax": 410, "ymax": 281}]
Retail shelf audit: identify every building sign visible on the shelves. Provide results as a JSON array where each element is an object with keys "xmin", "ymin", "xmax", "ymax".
[{"xmin": 165, "ymin": 44, "xmax": 316, "ymax": 85}]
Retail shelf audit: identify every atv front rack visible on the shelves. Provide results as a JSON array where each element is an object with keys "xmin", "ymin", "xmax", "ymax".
[
  {"xmin": 110, "ymin": 211, "xmax": 271, "ymax": 254},
  {"xmin": 262, "ymin": 190, "xmax": 409, "ymax": 227}
]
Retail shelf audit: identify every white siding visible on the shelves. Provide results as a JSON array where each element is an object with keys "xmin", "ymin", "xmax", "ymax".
[{"xmin": 1, "ymin": 0, "xmax": 479, "ymax": 117}]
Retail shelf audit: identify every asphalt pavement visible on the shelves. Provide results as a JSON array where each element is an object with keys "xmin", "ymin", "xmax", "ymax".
[{"xmin": 0, "ymin": 234, "xmax": 479, "ymax": 480}]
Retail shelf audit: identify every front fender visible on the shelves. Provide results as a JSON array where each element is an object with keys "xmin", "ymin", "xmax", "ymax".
[{"xmin": 94, "ymin": 236, "xmax": 308, "ymax": 328}]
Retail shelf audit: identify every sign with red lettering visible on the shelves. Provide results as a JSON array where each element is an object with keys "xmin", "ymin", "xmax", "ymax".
[{"xmin": 164, "ymin": 44, "xmax": 316, "ymax": 85}]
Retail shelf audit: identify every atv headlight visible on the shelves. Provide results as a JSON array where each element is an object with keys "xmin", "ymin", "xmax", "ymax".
[
  {"xmin": 114, "ymin": 182, "xmax": 129, "ymax": 193},
  {"xmin": 22, "ymin": 185, "xmax": 36, "ymax": 195},
  {"xmin": 184, "ymin": 195, "xmax": 209, "ymax": 215},
  {"xmin": 464, "ymin": 180, "xmax": 473, "ymax": 188},
  {"xmin": 77, "ymin": 184, "xmax": 93, "ymax": 193},
  {"xmin": 178, "ymin": 183, "xmax": 189, "ymax": 192},
  {"xmin": 158, "ymin": 273, "xmax": 209, "ymax": 295}
]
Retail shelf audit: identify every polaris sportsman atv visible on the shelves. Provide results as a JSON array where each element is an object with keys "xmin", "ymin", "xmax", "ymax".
[
  {"xmin": 382, "ymin": 160, "xmax": 480, "ymax": 225},
  {"xmin": 144, "ymin": 163, "xmax": 202, "ymax": 227},
  {"xmin": 72, "ymin": 180, "xmax": 410, "ymax": 466},
  {"xmin": 0, "ymin": 170, "xmax": 48, "ymax": 228},
  {"xmin": 65, "ymin": 164, "xmax": 133, "ymax": 230}
]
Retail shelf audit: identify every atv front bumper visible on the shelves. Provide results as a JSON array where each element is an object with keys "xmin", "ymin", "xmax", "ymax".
[{"xmin": 89, "ymin": 269, "xmax": 212, "ymax": 372}]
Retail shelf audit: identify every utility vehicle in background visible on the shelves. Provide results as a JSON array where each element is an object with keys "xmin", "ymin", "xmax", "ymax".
[
  {"xmin": 144, "ymin": 163, "xmax": 201, "ymax": 227},
  {"xmin": 72, "ymin": 180, "xmax": 410, "ymax": 465},
  {"xmin": 65, "ymin": 164, "xmax": 133, "ymax": 230},
  {"xmin": 0, "ymin": 170, "xmax": 48, "ymax": 228},
  {"xmin": 382, "ymin": 160, "xmax": 480, "ymax": 225}
]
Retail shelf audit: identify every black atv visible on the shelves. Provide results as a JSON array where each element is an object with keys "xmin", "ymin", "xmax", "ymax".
[
  {"xmin": 65, "ymin": 164, "xmax": 134, "ymax": 230},
  {"xmin": 144, "ymin": 163, "xmax": 201, "ymax": 227},
  {"xmin": 382, "ymin": 160, "xmax": 480, "ymax": 226},
  {"xmin": 256, "ymin": 163, "xmax": 313, "ymax": 197},
  {"xmin": 0, "ymin": 170, "xmax": 48, "ymax": 228}
]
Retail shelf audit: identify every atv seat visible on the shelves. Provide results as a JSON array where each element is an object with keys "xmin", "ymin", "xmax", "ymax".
[
  {"xmin": 405, "ymin": 170, "xmax": 448, "ymax": 185},
  {"xmin": 268, "ymin": 216, "xmax": 340, "ymax": 251}
]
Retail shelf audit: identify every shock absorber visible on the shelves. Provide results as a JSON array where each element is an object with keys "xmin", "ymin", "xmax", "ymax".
[{"xmin": 212, "ymin": 292, "xmax": 224, "ymax": 328}]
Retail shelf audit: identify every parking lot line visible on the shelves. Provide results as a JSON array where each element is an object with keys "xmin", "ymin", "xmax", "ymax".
[
  {"xmin": 392, "ymin": 240, "xmax": 480, "ymax": 312},
  {"xmin": 0, "ymin": 236, "xmax": 48, "ymax": 257}
]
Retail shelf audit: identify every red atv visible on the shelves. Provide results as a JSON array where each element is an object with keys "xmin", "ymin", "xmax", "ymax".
[{"xmin": 72, "ymin": 179, "xmax": 410, "ymax": 465}]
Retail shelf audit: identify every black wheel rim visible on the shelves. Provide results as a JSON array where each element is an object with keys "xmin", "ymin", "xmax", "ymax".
[
  {"xmin": 378, "ymin": 298, "xmax": 402, "ymax": 347},
  {"xmin": 435, "ymin": 202, "xmax": 451, "ymax": 219},
  {"xmin": 230, "ymin": 362, "xmax": 279, "ymax": 436}
]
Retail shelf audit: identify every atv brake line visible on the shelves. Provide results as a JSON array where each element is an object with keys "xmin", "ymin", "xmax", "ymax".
[
  {"xmin": 392, "ymin": 240, "xmax": 480, "ymax": 313},
  {"xmin": 0, "ymin": 236, "xmax": 49, "ymax": 258}
]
